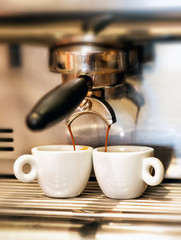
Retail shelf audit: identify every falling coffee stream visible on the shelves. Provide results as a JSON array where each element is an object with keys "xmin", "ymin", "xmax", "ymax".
[
  {"xmin": 67, "ymin": 124, "xmax": 76, "ymax": 151},
  {"xmin": 105, "ymin": 106, "xmax": 140, "ymax": 152},
  {"xmin": 67, "ymin": 107, "xmax": 139, "ymax": 153},
  {"xmin": 68, "ymin": 123, "xmax": 111, "ymax": 152},
  {"xmin": 105, "ymin": 125, "xmax": 111, "ymax": 152},
  {"xmin": 135, "ymin": 107, "xmax": 140, "ymax": 125}
]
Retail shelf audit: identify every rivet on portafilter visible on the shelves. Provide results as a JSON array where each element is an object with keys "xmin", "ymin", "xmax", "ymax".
[{"xmin": 26, "ymin": 43, "xmax": 144, "ymax": 132}]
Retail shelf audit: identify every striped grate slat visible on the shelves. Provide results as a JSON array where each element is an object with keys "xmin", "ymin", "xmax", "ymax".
[{"xmin": 0, "ymin": 179, "xmax": 181, "ymax": 223}]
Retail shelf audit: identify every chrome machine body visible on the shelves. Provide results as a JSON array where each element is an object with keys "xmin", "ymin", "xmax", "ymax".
[
  {"xmin": 1, "ymin": 1, "xmax": 181, "ymax": 239},
  {"xmin": 0, "ymin": 1, "xmax": 181, "ymax": 177}
]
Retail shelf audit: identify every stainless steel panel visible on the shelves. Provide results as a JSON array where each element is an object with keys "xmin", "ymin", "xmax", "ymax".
[
  {"xmin": 2, "ymin": 2, "xmax": 181, "ymax": 45},
  {"xmin": 0, "ymin": 43, "xmax": 179, "ymax": 177},
  {"xmin": 0, "ymin": 178, "xmax": 180, "ymax": 222},
  {"xmin": 0, "ymin": 178, "xmax": 181, "ymax": 239},
  {"xmin": 0, "ymin": 45, "xmax": 67, "ymax": 174}
]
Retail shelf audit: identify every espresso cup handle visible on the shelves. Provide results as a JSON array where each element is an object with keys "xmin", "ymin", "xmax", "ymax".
[
  {"xmin": 13, "ymin": 155, "xmax": 37, "ymax": 183},
  {"xmin": 142, "ymin": 157, "xmax": 164, "ymax": 186}
]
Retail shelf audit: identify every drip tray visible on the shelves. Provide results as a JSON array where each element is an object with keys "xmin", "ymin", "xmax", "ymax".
[{"xmin": 0, "ymin": 178, "xmax": 181, "ymax": 223}]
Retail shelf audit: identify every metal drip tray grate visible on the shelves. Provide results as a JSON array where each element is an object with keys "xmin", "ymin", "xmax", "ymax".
[{"xmin": 0, "ymin": 178, "xmax": 181, "ymax": 223}]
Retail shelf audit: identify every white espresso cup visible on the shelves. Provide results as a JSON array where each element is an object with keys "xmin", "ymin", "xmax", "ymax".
[
  {"xmin": 93, "ymin": 145, "xmax": 164, "ymax": 199},
  {"xmin": 14, "ymin": 145, "xmax": 92, "ymax": 198}
]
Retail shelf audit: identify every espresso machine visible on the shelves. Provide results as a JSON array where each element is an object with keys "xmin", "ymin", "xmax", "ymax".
[
  {"xmin": 0, "ymin": 3, "xmax": 179, "ymax": 176},
  {"xmin": 0, "ymin": 1, "xmax": 181, "ymax": 239}
]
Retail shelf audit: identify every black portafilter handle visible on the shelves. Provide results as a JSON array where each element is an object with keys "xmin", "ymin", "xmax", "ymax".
[{"xmin": 26, "ymin": 75, "xmax": 92, "ymax": 130}]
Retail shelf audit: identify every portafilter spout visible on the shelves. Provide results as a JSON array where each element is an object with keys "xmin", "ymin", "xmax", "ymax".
[
  {"xmin": 66, "ymin": 96, "xmax": 116, "ymax": 126},
  {"xmin": 26, "ymin": 75, "xmax": 92, "ymax": 130}
]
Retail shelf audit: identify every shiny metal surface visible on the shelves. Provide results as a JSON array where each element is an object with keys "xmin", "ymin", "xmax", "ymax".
[
  {"xmin": 0, "ymin": 3, "xmax": 181, "ymax": 238},
  {"xmin": 49, "ymin": 45, "xmax": 127, "ymax": 75},
  {"xmin": 66, "ymin": 97, "xmax": 116, "ymax": 125},
  {"xmin": 0, "ymin": 219, "xmax": 181, "ymax": 240},
  {"xmin": 0, "ymin": 178, "xmax": 181, "ymax": 221},
  {"xmin": 2, "ymin": 20, "xmax": 181, "ymax": 47},
  {"xmin": 2, "ymin": 4, "xmax": 181, "ymax": 46},
  {"xmin": 0, "ymin": 42, "xmax": 180, "ymax": 178},
  {"xmin": 0, "ymin": 178, "xmax": 181, "ymax": 239},
  {"xmin": 0, "ymin": 2, "xmax": 180, "ymax": 180}
]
